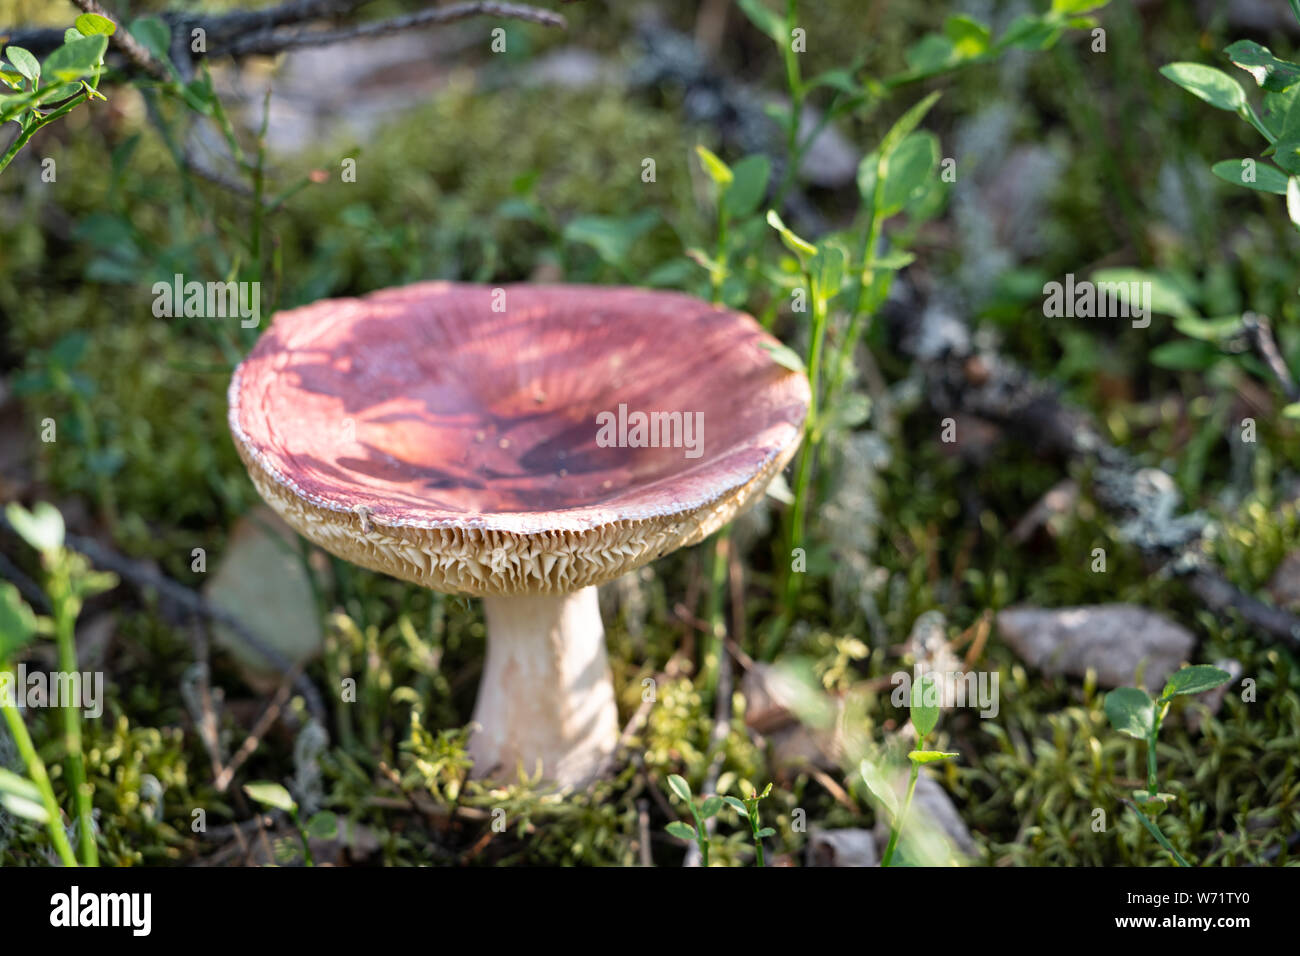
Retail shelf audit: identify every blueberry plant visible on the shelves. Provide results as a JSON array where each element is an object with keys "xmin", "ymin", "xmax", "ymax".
[{"xmin": 1103, "ymin": 665, "xmax": 1233, "ymax": 867}]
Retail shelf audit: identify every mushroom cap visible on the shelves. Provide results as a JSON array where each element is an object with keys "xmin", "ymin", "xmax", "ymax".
[{"xmin": 228, "ymin": 282, "xmax": 809, "ymax": 596}]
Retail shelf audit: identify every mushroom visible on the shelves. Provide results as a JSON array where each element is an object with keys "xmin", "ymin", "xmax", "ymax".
[{"xmin": 228, "ymin": 282, "xmax": 809, "ymax": 787}]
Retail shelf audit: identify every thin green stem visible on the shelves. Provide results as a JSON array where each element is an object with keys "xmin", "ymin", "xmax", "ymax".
[
  {"xmin": 882, "ymin": 760, "xmax": 920, "ymax": 867},
  {"xmin": 770, "ymin": 285, "xmax": 827, "ymax": 654},
  {"xmin": 1124, "ymin": 799, "xmax": 1192, "ymax": 868},
  {"xmin": 691, "ymin": 806, "xmax": 709, "ymax": 867},
  {"xmin": 1148, "ymin": 703, "xmax": 1167, "ymax": 797},
  {"xmin": 291, "ymin": 808, "xmax": 313, "ymax": 866},
  {"xmin": 52, "ymin": 591, "xmax": 95, "ymax": 866},
  {"xmin": 1, "ymin": 671, "xmax": 78, "ymax": 867}
]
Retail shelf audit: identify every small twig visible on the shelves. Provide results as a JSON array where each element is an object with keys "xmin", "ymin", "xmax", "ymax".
[
  {"xmin": 185, "ymin": 619, "xmax": 227, "ymax": 784},
  {"xmin": 226, "ymin": 1, "xmax": 566, "ymax": 57},
  {"xmin": 52, "ymin": 527, "xmax": 329, "ymax": 724},
  {"xmin": 1188, "ymin": 568, "xmax": 1300, "ymax": 652},
  {"xmin": 1242, "ymin": 312, "xmax": 1299, "ymax": 403},
  {"xmin": 69, "ymin": 0, "xmax": 168, "ymax": 79},
  {"xmin": 884, "ymin": 283, "xmax": 1300, "ymax": 654},
  {"xmin": 636, "ymin": 799, "xmax": 653, "ymax": 867},
  {"xmin": 213, "ymin": 665, "xmax": 301, "ymax": 792}
]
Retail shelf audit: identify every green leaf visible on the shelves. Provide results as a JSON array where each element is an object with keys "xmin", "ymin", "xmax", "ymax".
[
  {"xmin": 736, "ymin": 0, "xmax": 784, "ymax": 42},
  {"xmin": 1150, "ymin": 339, "xmax": 1221, "ymax": 371},
  {"xmin": 910, "ymin": 672, "xmax": 941, "ymax": 738},
  {"xmin": 758, "ymin": 782, "xmax": 772, "ymax": 799},
  {"xmin": 1104, "ymin": 686, "xmax": 1155, "ymax": 740},
  {"xmin": 243, "ymin": 781, "xmax": 297, "ymax": 813},
  {"xmin": 944, "ymin": 15, "xmax": 991, "ymax": 58},
  {"xmin": 766, "ymin": 209, "xmax": 817, "ymax": 260},
  {"xmin": 1052, "ymin": 0, "xmax": 1110, "ymax": 12},
  {"xmin": 5, "ymin": 501, "xmax": 65, "ymax": 554},
  {"xmin": 810, "ymin": 242, "xmax": 847, "ymax": 301},
  {"xmin": 1268, "ymin": 138, "xmax": 1300, "ymax": 175},
  {"xmin": 665, "ymin": 820, "xmax": 697, "ymax": 841},
  {"xmin": 1132, "ymin": 790, "xmax": 1178, "ymax": 812},
  {"xmin": 42, "ymin": 35, "xmax": 108, "ymax": 84},
  {"xmin": 1210, "ymin": 158, "xmax": 1290, "ymax": 194},
  {"xmin": 858, "ymin": 758, "xmax": 898, "ymax": 818},
  {"xmin": 723, "ymin": 796, "xmax": 748, "ymax": 814},
  {"xmin": 755, "ymin": 827, "xmax": 776, "ymax": 838},
  {"xmin": 1160, "ymin": 665, "xmax": 1232, "ymax": 701},
  {"xmin": 1089, "ymin": 268, "xmax": 1197, "ymax": 320},
  {"xmin": 869, "ymin": 250, "xmax": 917, "ymax": 270},
  {"xmin": 4, "ymin": 46, "xmax": 39, "ymax": 84},
  {"xmin": 666, "ymin": 774, "xmax": 692, "ymax": 802},
  {"xmin": 1283, "ymin": 401, "xmax": 1300, "ymax": 419},
  {"xmin": 806, "ymin": 69, "xmax": 859, "ymax": 95},
  {"xmin": 562, "ymin": 211, "xmax": 658, "ymax": 267},
  {"xmin": 1174, "ymin": 314, "xmax": 1244, "ymax": 343},
  {"xmin": 880, "ymin": 92, "xmax": 942, "ymax": 159},
  {"xmin": 0, "ymin": 581, "xmax": 39, "ymax": 662},
  {"xmin": 759, "ymin": 339, "xmax": 806, "ymax": 373},
  {"xmin": 695, "ymin": 144, "xmax": 733, "ymax": 188},
  {"xmin": 998, "ymin": 15, "xmax": 1064, "ymax": 52},
  {"xmin": 698, "ymin": 795, "xmax": 724, "ymax": 819},
  {"xmin": 1262, "ymin": 84, "xmax": 1300, "ymax": 139},
  {"xmin": 858, "ymin": 131, "xmax": 940, "ymax": 217},
  {"xmin": 908, "ymin": 750, "xmax": 959, "ymax": 764},
  {"xmin": 1225, "ymin": 40, "xmax": 1300, "ymax": 92},
  {"xmin": 1160, "ymin": 63, "xmax": 1248, "ymax": 111},
  {"xmin": 903, "ymin": 34, "xmax": 957, "ymax": 77},
  {"xmin": 304, "ymin": 811, "xmax": 339, "ymax": 840},
  {"xmin": 74, "ymin": 13, "xmax": 117, "ymax": 37},
  {"xmin": 0, "ymin": 767, "xmax": 42, "ymax": 803},
  {"xmin": 0, "ymin": 790, "xmax": 49, "ymax": 823},
  {"xmin": 723, "ymin": 154, "xmax": 771, "ymax": 219},
  {"xmin": 129, "ymin": 17, "xmax": 171, "ymax": 64}
]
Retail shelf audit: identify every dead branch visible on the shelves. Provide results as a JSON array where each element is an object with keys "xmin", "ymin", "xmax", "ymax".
[
  {"xmin": 2, "ymin": 0, "xmax": 567, "ymax": 67},
  {"xmin": 0, "ymin": 512, "xmax": 329, "ymax": 723},
  {"xmin": 226, "ymin": 2, "xmax": 566, "ymax": 57},
  {"xmin": 884, "ymin": 279, "xmax": 1300, "ymax": 653}
]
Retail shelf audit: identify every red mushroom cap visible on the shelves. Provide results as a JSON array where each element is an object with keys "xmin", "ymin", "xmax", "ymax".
[{"xmin": 229, "ymin": 282, "xmax": 809, "ymax": 595}]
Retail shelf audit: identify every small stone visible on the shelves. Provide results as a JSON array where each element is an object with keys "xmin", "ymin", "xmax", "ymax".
[
  {"xmin": 807, "ymin": 827, "xmax": 878, "ymax": 867},
  {"xmin": 997, "ymin": 604, "xmax": 1195, "ymax": 692},
  {"xmin": 1268, "ymin": 550, "xmax": 1300, "ymax": 609}
]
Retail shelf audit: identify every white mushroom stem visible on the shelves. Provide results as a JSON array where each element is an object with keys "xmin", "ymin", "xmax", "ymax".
[{"xmin": 469, "ymin": 586, "xmax": 620, "ymax": 787}]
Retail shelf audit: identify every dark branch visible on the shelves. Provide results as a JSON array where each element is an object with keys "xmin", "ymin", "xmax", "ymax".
[
  {"xmin": 884, "ymin": 279, "xmax": 1300, "ymax": 654},
  {"xmin": 225, "ymin": 2, "xmax": 566, "ymax": 57},
  {"xmin": 1, "ymin": 0, "xmax": 566, "ymax": 66}
]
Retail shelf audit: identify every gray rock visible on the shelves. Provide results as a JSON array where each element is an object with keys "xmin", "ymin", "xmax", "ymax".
[
  {"xmin": 1268, "ymin": 550, "xmax": 1300, "ymax": 609},
  {"xmin": 807, "ymin": 827, "xmax": 878, "ymax": 867},
  {"xmin": 997, "ymin": 604, "xmax": 1195, "ymax": 692}
]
